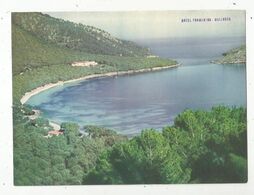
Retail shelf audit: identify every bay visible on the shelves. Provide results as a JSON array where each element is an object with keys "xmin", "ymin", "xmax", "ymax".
[{"xmin": 27, "ymin": 36, "xmax": 246, "ymax": 136}]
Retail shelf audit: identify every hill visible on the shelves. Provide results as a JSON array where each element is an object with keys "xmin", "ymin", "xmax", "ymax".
[
  {"xmin": 212, "ymin": 45, "xmax": 246, "ymax": 64},
  {"xmin": 12, "ymin": 12, "xmax": 150, "ymax": 57},
  {"xmin": 12, "ymin": 23, "xmax": 87, "ymax": 74},
  {"xmin": 12, "ymin": 12, "xmax": 177, "ymax": 101},
  {"xmin": 12, "ymin": 12, "xmax": 176, "ymax": 76}
]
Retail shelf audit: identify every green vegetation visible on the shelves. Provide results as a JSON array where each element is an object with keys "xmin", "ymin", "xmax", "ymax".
[
  {"xmin": 213, "ymin": 45, "xmax": 246, "ymax": 64},
  {"xmin": 14, "ymin": 106, "xmax": 127, "ymax": 185},
  {"xmin": 85, "ymin": 107, "xmax": 247, "ymax": 184},
  {"xmin": 13, "ymin": 23, "xmax": 175, "ymax": 76},
  {"xmin": 13, "ymin": 58, "xmax": 176, "ymax": 103},
  {"xmin": 14, "ymin": 106, "xmax": 247, "ymax": 185},
  {"xmin": 12, "ymin": 12, "xmax": 247, "ymax": 185},
  {"xmin": 12, "ymin": 12, "xmax": 150, "ymax": 57}
]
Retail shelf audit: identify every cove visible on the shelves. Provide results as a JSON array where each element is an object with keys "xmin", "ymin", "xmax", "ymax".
[{"xmin": 27, "ymin": 37, "xmax": 246, "ymax": 136}]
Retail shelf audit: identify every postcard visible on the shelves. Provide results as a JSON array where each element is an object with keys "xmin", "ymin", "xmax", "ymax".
[
  {"xmin": 0, "ymin": 0, "xmax": 254, "ymax": 195},
  {"xmin": 12, "ymin": 10, "xmax": 247, "ymax": 185}
]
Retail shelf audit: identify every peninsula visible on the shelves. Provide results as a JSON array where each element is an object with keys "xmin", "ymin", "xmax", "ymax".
[{"xmin": 212, "ymin": 45, "xmax": 246, "ymax": 64}]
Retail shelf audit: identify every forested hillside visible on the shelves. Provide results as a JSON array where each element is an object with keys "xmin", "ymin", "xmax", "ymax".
[
  {"xmin": 213, "ymin": 45, "xmax": 246, "ymax": 64},
  {"xmin": 12, "ymin": 12, "xmax": 150, "ymax": 57},
  {"xmin": 12, "ymin": 13, "xmax": 175, "ymax": 75}
]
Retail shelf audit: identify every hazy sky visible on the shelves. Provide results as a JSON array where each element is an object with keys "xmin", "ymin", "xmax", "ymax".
[{"xmin": 46, "ymin": 10, "xmax": 245, "ymax": 40}]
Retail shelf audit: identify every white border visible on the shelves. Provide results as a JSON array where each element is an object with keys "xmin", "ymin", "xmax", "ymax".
[{"xmin": 0, "ymin": 0, "xmax": 253, "ymax": 195}]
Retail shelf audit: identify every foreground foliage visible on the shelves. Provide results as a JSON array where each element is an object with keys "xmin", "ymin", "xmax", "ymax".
[
  {"xmin": 14, "ymin": 106, "xmax": 247, "ymax": 185},
  {"xmin": 14, "ymin": 105, "xmax": 127, "ymax": 185},
  {"xmin": 84, "ymin": 106, "xmax": 247, "ymax": 184}
]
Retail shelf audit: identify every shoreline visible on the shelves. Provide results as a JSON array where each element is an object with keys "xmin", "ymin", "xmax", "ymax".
[
  {"xmin": 210, "ymin": 60, "xmax": 246, "ymax": 65},
  {"xmin": 20, "ymin": 64, "xmax": 180, "ymax": 104},
  {"xmin": 49, "ymin": 121, "xmax": 61, "ymax": 131},
  {"xmin": 27, "ymin": 109, "xmax": 61, "ymax": 131}
]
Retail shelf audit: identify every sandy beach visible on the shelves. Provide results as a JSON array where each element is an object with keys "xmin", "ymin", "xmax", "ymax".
[
  {"xmin": 20, "ymin": 64, "xmax": 180, "ymax": 105},
  {"xmin": 26, "ymin": 109, "xmax": 61, "ymax": 131},
  {"xmin": 49, "ymin": 121, "xmax": 61, "ymax": 131}
]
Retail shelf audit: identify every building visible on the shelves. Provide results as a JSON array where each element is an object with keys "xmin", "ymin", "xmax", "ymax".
[
  {"xmin": 44, "ymin": 130, "xmax": 64, "ymax": 138},
  {"xmin": 71, "ymin": 61, "xmax": 98, "ymax": 67}
]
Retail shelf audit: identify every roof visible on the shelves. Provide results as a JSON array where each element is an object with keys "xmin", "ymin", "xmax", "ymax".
[{"xmin": 48, "ymin": 130, "xmax": 64, "ymax": 136}]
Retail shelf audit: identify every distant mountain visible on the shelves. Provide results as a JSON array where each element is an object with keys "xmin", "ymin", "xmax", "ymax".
[
  {"xmin": 12, "ymin": 12, "xmax": 150, "ymax": 57},
  {"xmin": 212, "ymin": 45, "xmax": 246, "ymax": 64}
]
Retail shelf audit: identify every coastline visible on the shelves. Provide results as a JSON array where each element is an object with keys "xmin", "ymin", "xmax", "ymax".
[
  {"xmin": 20, "ymin": 64, "xmax": 180, "ymax": 104},
  {"xmin": 27, "ymin": 109, "xmax": 61, "ymax": 131},
  {"xmin": 210, "ymin": 60, "xmax": 246, "ymax": 64},
  {"xmin": 49, "ymin": 121, "xmax": 61, "ymax": 131}
]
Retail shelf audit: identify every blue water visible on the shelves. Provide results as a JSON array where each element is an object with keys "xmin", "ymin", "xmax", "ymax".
[{"xmin": 27, "ymin": 37, "xmax": 246, "ymax": 136}]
